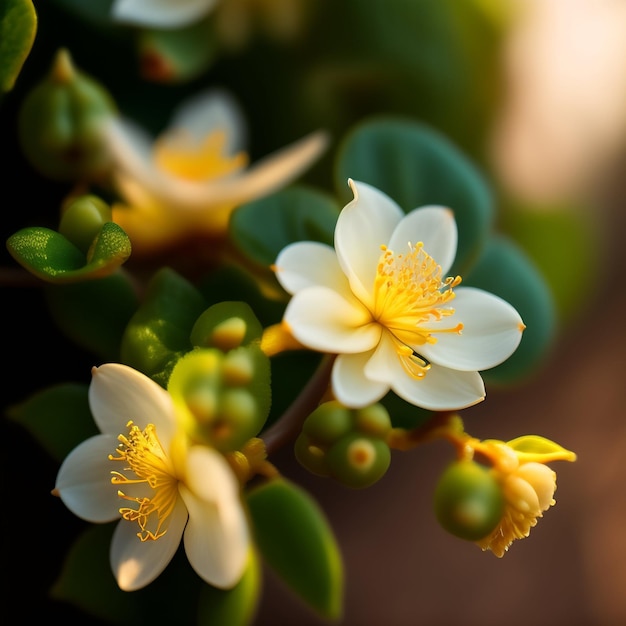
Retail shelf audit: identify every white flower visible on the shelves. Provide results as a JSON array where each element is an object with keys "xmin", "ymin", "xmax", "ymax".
[
  {"xmin": 102, "ymin": 88, "xmax": 328, "ymax": 254},
  {"xmin": 112, "ymin": 0, "xmax": 219, "ymax": 29},
  {"xmin": 273, "ymin": 179, "xmax": 525, "ymax": 410},
  {"xmin": 54, "ymin": 363, "xmax": 249, "ymax": 591}
]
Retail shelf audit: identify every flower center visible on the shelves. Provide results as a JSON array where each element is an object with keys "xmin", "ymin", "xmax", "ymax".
[
  {"xmin": 153, "ymin": 128, "xmax": 248, "ymax": 182},
  {"xmin": 109, "ymin": 421, "xmax": 178, "ymax": 542},
  {"xmin": 373, "ymin": 242, "xmax": 463, "ymax": 378}
]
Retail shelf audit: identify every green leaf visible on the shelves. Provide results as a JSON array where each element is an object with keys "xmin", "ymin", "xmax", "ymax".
[
  {"xmin": 229, "ymin": 185, "xmax": 340, "ymax": 269},
  {"xmin": 501, "ymin": 204, "xmax": 601, "ymax": 325},
  {"xmin": 6, "ymin": 222, "xmax": 131, "ymax": 283},
  {"xmin": 197, "ymin": 550, "xmax": 261, "ymax": 626},
  {"xmin": 45, "ymin": 271, "xmax": 139, "ymax": 361},
  {"xmin": 464, "ymin": 234, "xmax": 556, "ymax": 385},
  {"xmin": 247, "ymin": 478, "xmax": 343, "ymax": 620},
  {"xmin": 120, "ymin": 267, "xmax": 207, "ymax": 386},
  {"xmin": 6, "ymin": 382, "xmax": 94, "ymax": 462},
  {"xmin": 334, "ymin": 117, "xmax": 494, "ymax": 275},
  {"xmin": 0, "ymin": 0, "xmax": 37, "ymax": 92}
]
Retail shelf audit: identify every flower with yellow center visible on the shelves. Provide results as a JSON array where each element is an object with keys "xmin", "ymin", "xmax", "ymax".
[
  {"xmin": 54, "ymin": 363, "xmax": 249, "ymax": 591},
  {"xmin": 273, "ymin": 179, "xmax": 526, "ymax": 410},
  {"xmin": 102, "ymin": 88, "xmax": 328, "ymax": 255},
  {"xmin": 472, "ymin": 435, "xmax": 577, "ymax": 557}
]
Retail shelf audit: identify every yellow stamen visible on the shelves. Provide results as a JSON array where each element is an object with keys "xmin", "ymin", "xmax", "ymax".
[
  {"xmin": 153, "ymin": 128, "xmax": 248, "ymax": 182},
  {"xmin": 373, "ymin": 242, "xmax": 463, "ymax": 379},
  {"xmin": 109, "ymin": 421, "xmax": 178, "ymax": 542}
]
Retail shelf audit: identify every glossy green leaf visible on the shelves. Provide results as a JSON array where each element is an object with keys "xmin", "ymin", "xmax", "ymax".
[
  {"xmin": 120, "ymin": 267, "xmax": 206, "ymax": 386},
  {"xmin": 501, "ymin": 204, "xmax": 600, "ymax": 325},
  {"xmin": 6, "ymin": 382, "xmax": 94, "ymax": 462},
  {"xmin": 6, "ymin": 222, "xmax": 131, "ymax": 283},
  {"xmin": 45, "ymin": 271, "xmax": 139, "ymax": 361},
  {"xmin": 0, "ymin": 0, "xmax": 37, "ymax": 92},
  {"xmin": 247, "ymin": 478, "xmax": 343, "ymax": 620},
  {"xmin": 334, "ymin": 118, "xmax": 494, "ymax": 275},
  {"xmin": 464, "ymin": 234, "xmax": 556, "ymax": 385},
  {"xmin": 229, "ymin": 185, "xmax": 340, "ymax": 270},
  {"xmin": 197, "ymin": 550, "xmax": 261, "ymax": 626}
]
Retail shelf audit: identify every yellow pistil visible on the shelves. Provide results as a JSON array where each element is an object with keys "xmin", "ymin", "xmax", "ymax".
[
  {"xmin": 153, "ymin": 128, "xmax": 248, "ymax": 181},
  {"xmin": 109, "ymin": 421, "xmax": 178, "ymax": 542},
  {"xmin": 373, "ymin": 242, "xmax": 463, "ymax": 379}
]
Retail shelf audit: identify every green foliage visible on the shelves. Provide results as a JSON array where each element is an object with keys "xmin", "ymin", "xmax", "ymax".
[
  {"xmin": 45, "ymin": 271, "xmax": 139, "ymax": 361},
  {"xmin": 464, "ymin": 234, "xmax": 556, "ymax": 385},
  {"xmin": 230, "ymin": 185, "xmax": 340, "ymax": 273},
  {"xmin": 6, "ymin": 222, "xmax": 132, "ymax": 283},
  {"xmin": 5, "ymin": 382, "xmax": 94, "ymax": 462},
  {"xmin": 120, "ymin": 267, "xmax": 207, "ymax": 386},
  {"xmin": 0, "ymin": 0, "xmax": 37, "ymax": 92},
  {"xmin": 247, "ymin": 478, "xmax": 344, "ymax": 620},
  {"xmin": 433, "ymin": 460, "xmax": 504, "ymax": 541},
  {"xmin": 334, "ymin": 117, "xmax": 494, "ymax": 275}
]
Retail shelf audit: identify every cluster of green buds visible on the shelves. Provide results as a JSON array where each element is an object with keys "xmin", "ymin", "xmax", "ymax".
[
  {"xmin": 168, "ymin": 302, "xmax": 272, "ymax": 453},
  {"xmin": 295, "ymin": 400, "xmax": 392, "ymax": 488}
]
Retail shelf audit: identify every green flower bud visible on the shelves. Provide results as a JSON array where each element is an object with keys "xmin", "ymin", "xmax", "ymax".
[
  {"xmin": 58, "ymin": 195, "xmax": 112, "ymax": 254},
  {"xmin": 168, "ymin": 347, "xmax": 270, "ymax": 452},
  {"xmin": 18, "ymin": 48, "xmax": 116, "ymax": 181},
  {"xmin": 326, "ymin": 433, "xmax": 391, "ymax": 489},
  {"xmin": 302, "ymin": 401, "xmax": 353, "ymax": 446},
  {"xmin": 433, "ymin": 460, "xmax": 504, "ymax": 541},
  {"xmin": 294, "ymin": 433, "xmax": 331, "ymax": 477},
  {"xmin": 353, "ymin": 403, "xmax": 392, "ymax": 439}
]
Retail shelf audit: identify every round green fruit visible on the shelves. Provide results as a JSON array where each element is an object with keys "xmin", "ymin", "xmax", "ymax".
[{"xmin": 433, "ymin": 460, "xmax": 504, "ymax": 541}]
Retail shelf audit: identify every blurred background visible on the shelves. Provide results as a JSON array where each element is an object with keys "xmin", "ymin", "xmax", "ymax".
[{"xmin": 2, "ymin": 0, "xmax": 625, "ymax": 624}]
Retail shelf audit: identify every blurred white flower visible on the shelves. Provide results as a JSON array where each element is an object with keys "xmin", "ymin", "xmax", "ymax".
[
  {"xmin": 102, "ymin": 89, "xmax": 328, "ymax": 254},
  {"xmin": 112, "ymin": 0, "xmax": 219, "ymax": 29},
  {"xmin": 54, "ymin": 363, "xmax": 249, "ymax": 591},
  {"xmin": 274, "ymin": 180, "xmax": 525, "ymax": 411},
  {"xmin": 490, "ymin": 0, "xmax": 626, "ymax": 203}
]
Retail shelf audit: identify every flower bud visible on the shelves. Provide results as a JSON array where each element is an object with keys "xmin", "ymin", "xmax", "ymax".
[
  {"xmin": 302, "ymin": 401, "xmax": 353, "ymax": 445},
  {"xmin": 18, "ymin": 48, "xmax": 116, "ymax": 181},
  {"xmin": 58, "ymin": 195, "xmax": 112, "ymax": 254},
  {"xmin": 433, "ymin": 460, "xmax": 504, "ymax": 541},
  {"xmin": 326, "ymin": 433, "xmax": 391, "ymax": 489}
]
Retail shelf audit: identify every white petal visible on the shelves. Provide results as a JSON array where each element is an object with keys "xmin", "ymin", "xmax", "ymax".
[
  {"xmin": 179, "ymin": 447, "xmax": 248, "ymax": 588},
  {"xmin": 363, "ymin": 330, "xmax": 400, "ymax": 385},
  {"xmin": 168, "ymin": 88, "xmax": 247, "ymax": 154},
  {"xmin": 111, "ymin": 0, "xmax": 217, "ymax": 28},
  {"xmin": 388, "ymin": 206, "xmax": 458, "ymax": 275},
  {"xmin": 55, "ymin": 435, "xmax": 120, "ymax": 522},
  {"xmin": 274, "ymin": 242, "xmax": 345, "ymax": 295},
  {"xmin": 391, "ymin": 363, "xmax": 486, "ymax": 411},
  {"xmin": 89, "ymin": 364, "xmax": 176, "ymax": 445},
  {"xmin": 283, "ymin": 286, "xmax": 380, "ymax": 353},
  {"xmin": 420, "ymin": 287, "xmax": 525, "ymax": 371},
  {"xmin": 110, "ymin": 499, "xmax": 188, "ymax": 591},
  {"xmin": 332, "ymin": 352, "xmax": 389, "ymax": 408},
  {"xmin": 334, "ymin": 179, "xmax": 403, "ymax": 307},
  {"xmin": 108, "ymin": 126, "xmax": 329, "ymax": 212}
]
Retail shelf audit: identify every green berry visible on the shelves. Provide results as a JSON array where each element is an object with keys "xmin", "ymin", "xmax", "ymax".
[
  {"xmin": 302, "ymin": 401, "xmax": 353, "ymax": 445},
  {"xmin": 294, "ymin": 433, "xmax": 331, "ymax": 477},
  {"xmin": 353, "ymin": 403, "xmax": 392, "ymax": 438},
  {"xmin": 433, "ymin": 461, "xmax": 504, "ymax": 541},
  {"xmin": 326, "ymin": 433, "xmax": 391, "ymax": 489}
]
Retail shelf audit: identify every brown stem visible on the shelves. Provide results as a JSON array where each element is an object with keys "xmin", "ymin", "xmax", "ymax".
[{"xmin": 262, "ymin": 353, "xmax": 336, "ymax": 456}]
